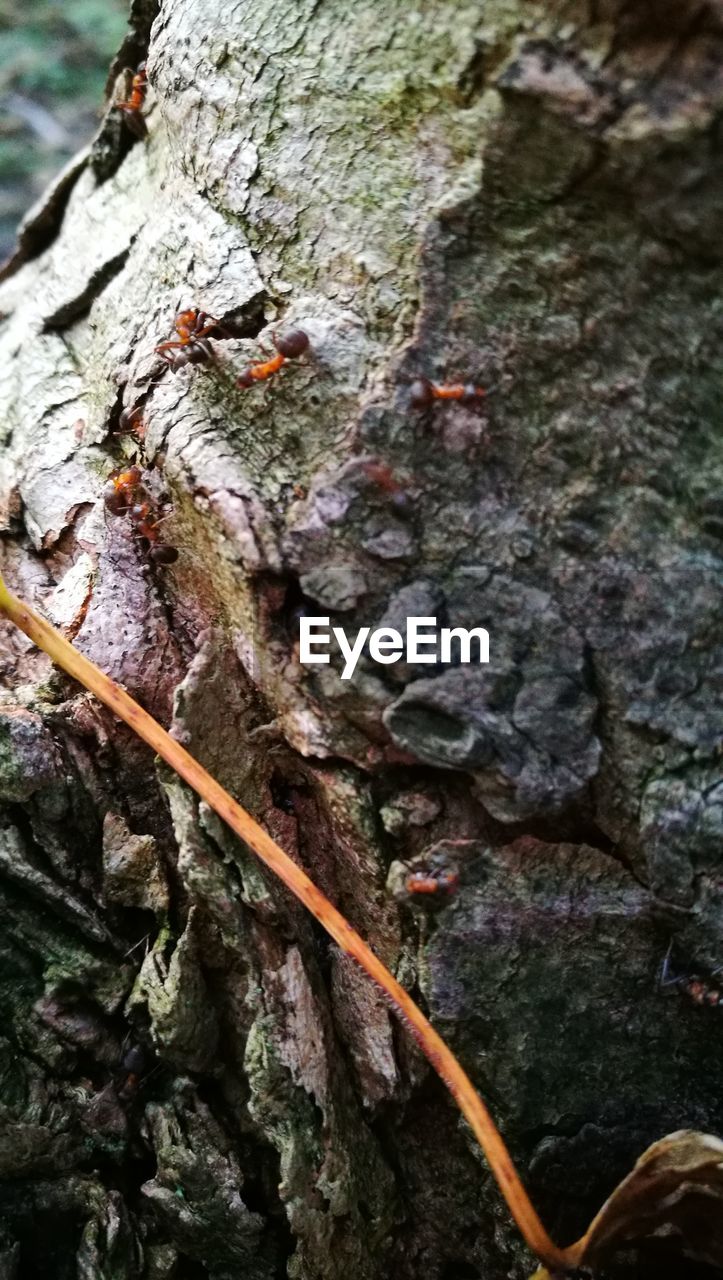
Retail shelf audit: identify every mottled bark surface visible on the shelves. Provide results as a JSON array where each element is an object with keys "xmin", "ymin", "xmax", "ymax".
[{"xmin": 0, "ymin": 0, "xmax": 722, "ymax": 1277}]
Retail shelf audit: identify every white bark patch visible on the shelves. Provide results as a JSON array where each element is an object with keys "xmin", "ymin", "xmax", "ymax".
[
  {"xmin": 278, "ymin": 945, "xmax": 330, "ymax": 1109},
  {"xmin": 45, "ymin": 554, "xmax": 95, "ymax": 630}
]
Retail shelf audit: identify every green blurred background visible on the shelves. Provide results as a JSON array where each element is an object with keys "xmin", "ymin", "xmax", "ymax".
[{"xmin": 0, "ymin": 0, "xmax": 129, "ymax": 259}]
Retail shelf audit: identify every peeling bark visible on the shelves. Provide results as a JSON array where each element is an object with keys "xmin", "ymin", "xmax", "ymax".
[{"xmin": 0, "ymin": 0, "xmax": 722, "ymax": 1277}]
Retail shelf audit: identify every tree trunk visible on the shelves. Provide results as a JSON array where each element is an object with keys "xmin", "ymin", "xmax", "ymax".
[{"xmin": 1, "ymin": 1, "xmax": 722, "ymax": 1277}]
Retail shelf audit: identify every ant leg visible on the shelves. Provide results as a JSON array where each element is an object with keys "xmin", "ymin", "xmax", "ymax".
[
  {"xmin": 101, "ymin": 517, "xmax": 149, "ymax": 578},
  {"xmin": 154, "ymin": 340, "xmax": 186, "ymax": 355},
  {"xmin": 123, "ymin": 933, "xmax": 151, "ymax": 960},
  {"xmin": 192, "ymin": 311, "xmax": 232, "ymax": 340},
  {"xmin": 194, "ymin": 320, "xmax": 225, "ymax": 340},
  {"xmin": 138, "ymin": 511, "xmax": 173, "ymax": 538},
  {"xmin": 155, "ymin": 348, "xmax": 183, "ymax": 367},
  {"xmin": 136, "ymin": 1061, "xmax": 163, "ymax": 1091},
  {"xmin": 251, "ymin": 330, "xmax": 278, "ymax": 357},
  {"xmin": 102, "ymin": 548, "xmax": 147, "ymax": 582}
]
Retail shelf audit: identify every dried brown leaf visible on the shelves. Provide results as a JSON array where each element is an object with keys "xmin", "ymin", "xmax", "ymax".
[
  {"xmin": 579, "ymin": 1129, "xmax": 723, "ymax": 1268},
  {"xmin": 530, "ymin": 1130, "xmax": 723, "ymax": 1277}
]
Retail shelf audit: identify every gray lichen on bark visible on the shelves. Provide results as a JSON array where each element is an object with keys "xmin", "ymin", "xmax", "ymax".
[{"xmin": 0, "ymin": 0, "xmax": 722, "ymax": 1277}]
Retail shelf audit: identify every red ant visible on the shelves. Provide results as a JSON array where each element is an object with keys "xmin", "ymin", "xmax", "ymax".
[
  {"xmin": 359, "ymin": 459, "xmax": 414, "ymax": 518},
  {"xmin": 103, "ymin": 463, "xmax": 144, "ymax": 516},
  {"xmin": 116, "ymin": 62, "xmax": 148, "ymax": 139},
  {"xmin": 660, "ymin": 942, "xmax": 723, "ymax": 1008},
  {"xmin": 409, "ymin": 376, "xmax": 487, "ymax": 409},
  {"xmin": 103, "ymin": 465, "xmax": 178, "ymax": 565},
  {"xmin": 405, "ymin": 869, "xmax": 459, "ymax": 897},
  {"xmin": 236, "ymin": 329, "xmax": 309, "ymax": 389},
  {"xmin": 130, "ymin": 495, "xmax": 179, "ymax": 564},
  {"xmin": 360, "ymin": 460, "xmax": 403, "ymax": 494},
  {"xmin": 154, "ymin": 308, "xmax": 225, "ymax": 372}
]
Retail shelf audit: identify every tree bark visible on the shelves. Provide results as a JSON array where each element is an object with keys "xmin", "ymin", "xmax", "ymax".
[{"xmin": 0, "ymin": 0, "xmax": 722, "ymax": 1277}]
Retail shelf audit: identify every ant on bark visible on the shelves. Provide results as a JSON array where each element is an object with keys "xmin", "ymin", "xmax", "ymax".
[
  {"xmin": 103, "ymin": 464, "xmax": 178, "ymax": 565},
  {"xmin": 660, "ymin": 942, "xmax": 723, "ymax": 1009},
  {"xmin": 116, "ymin": 62, "xmax": 148, "ymax": 139},
  {"xmin": 118, "ymin": 406, "xmax": 146, "ymax": 440},
  {"xmin": 236, "ymin": 329, "xmax": 309, "ymax": 388},
  {"xmin": 409, "ymin": 376, "xmax": 488, "ymax": 410},
  {"xmin": 131, "ymin": 496, "xmax": 179, "ymax": 565},
  {"xmin": 394, "ymin": 850, "xmax": 460, "ymax": 906},
  {"xmin": 103, "ymin": 464, "xmax": 143, "ymax": 516},
  {"xmin": 358, "ymin": 458, "xmax": 414, "ymax": 518},
  {"xmin": 115, "ymin": 1041, "xmax": 163, "ymax": 1103},
  {"xmin": 154, "ymin": 308, "xmax": 228, "ymax": 372},
  {"xmin": 405, "ymin": 868, "xmax": 459, "ymax": 898}
]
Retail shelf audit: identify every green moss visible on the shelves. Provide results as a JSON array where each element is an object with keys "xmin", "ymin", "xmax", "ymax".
[
  {"xmin": 0, "ymin": 0, "xmax": 128, "ymax": 253},
  {"xmin": 0, "ymin": 2, "xmax": 127, "ymax": 101},
  {"xmin": 0, "ymin": 138, "xmax": 37, "ymax": 181}
]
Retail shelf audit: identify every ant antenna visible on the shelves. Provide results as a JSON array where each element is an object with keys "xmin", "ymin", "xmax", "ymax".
[{"xmin": 659, "ymin": 939, "xmax": 677, "ymax": 989}]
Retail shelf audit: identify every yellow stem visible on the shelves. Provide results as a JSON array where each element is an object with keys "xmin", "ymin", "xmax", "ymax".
[{"xmin": 0, "ymin": 574, "xmax": 570, "ymax": 1272}]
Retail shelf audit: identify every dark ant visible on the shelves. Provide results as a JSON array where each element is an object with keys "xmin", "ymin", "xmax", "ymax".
[
  {"xmin": 660, "ymin": 942, "xmax": 723, "ymax": 1008},
  {"xmin": 157, "ymin": 339, "xmax": 214, "ymax": 372},
  {"xmin": 409, "ymin": 376, "xmax": 487, "ymax": 409},
  {"xmin": 236, "ymin": 329, "xmax": 309, "ymax": 388},
  {"xmin": 118, "ymin": 406, "xmax": 146, "ymax": 440},
  {"xmin": 116, "ymin": 62, "xmax": 148, "ymax": 139},
  {"xmin": 115, "ymin": 1043, "xmax": 159, "ymax": 1102},
  {"xmin": 154, "ymin": 307, "xmax": 226, "ymax": 372},
  {"xmin": 103, "ymin": 464, "xmax": 178, "ymax": 565},
  {"xmin": 117, "ymin": 1043, "xmax": 147, "ymax": 1098}
]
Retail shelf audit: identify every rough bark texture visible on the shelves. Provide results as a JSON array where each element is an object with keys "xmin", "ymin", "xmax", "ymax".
[{"xmin": 0, "ymin": 1, "xmax": 722, "ymax": 1277}]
